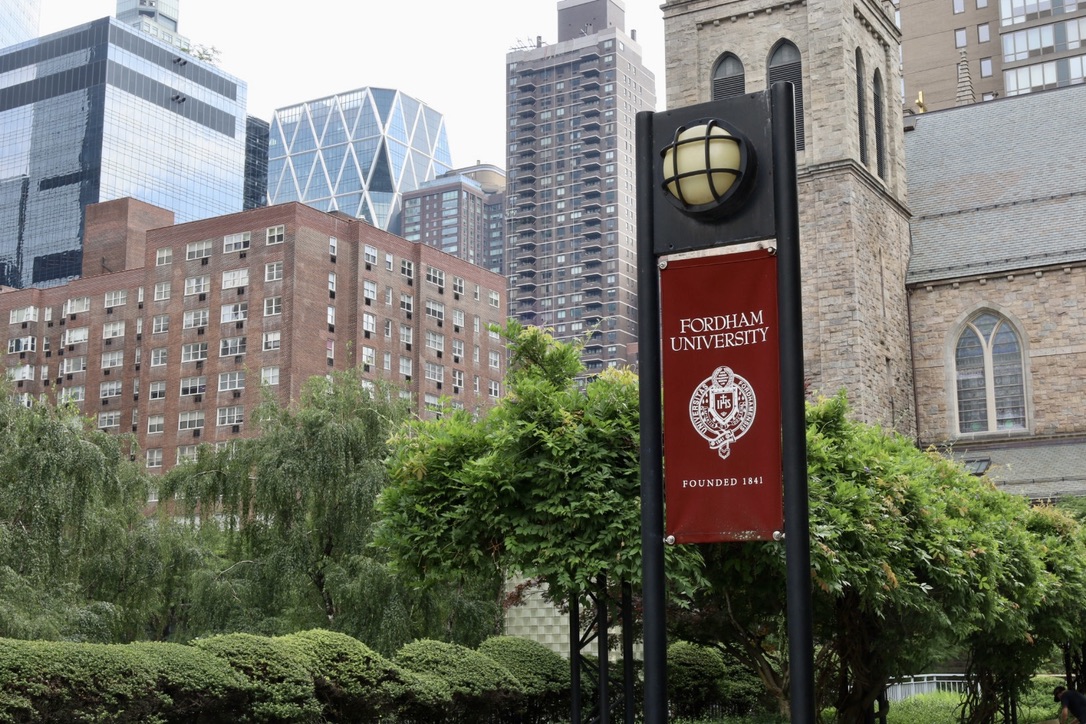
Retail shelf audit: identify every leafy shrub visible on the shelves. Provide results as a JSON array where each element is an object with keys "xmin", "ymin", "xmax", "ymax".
[
  {"xmin": 0, "ymin": 637, "xmax": 249, "ymax": 723},
  {"xmin": 885, "ymin": 691, "xmax": 962, "ymax": 724},
  {"xmin": 283, "ymin": 628, "xmax": 450, "ymax": 722},
  {"xmin": 668, "ymin": 640, "xmax": 727, "ymax": 717},
  {"xmin": 478, "ymin": 636, "xmax": 569, "ymax": 720},
  {"xmin": 191, "ymin": 632, "xmax": 322, "ymax": 722},
  {"xmin": 396, "ymin": 639, "xmax": 525, "ymax": 721}
]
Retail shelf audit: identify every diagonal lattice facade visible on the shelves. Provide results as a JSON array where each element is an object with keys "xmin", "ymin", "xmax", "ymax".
[{"xmin": 268, "ymin": 87, "xmax": 452, "ymax": 235}]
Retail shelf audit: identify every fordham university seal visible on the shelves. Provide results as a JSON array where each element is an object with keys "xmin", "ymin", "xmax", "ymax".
[{"xmin": 688, "ymin": 365, "xmax": 757, "ymax": 460}]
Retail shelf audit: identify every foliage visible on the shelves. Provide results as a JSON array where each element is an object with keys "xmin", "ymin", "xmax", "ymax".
[
  {"xmin": 669, "ymin": 393, "xmax": 1086, "ymax": 722},
  {"xmin": 0, "ymin": 637, "xmax": 250, "ymax": 723},
  {"xmin": 378, "ymin": 322, "xmax": 704, "ymax": 605},
  {"xmin": 883, "ymin": 691, "xmax": 962, "ymax": 724},
  {"xmin": 668, "ymin": 640, "xmax": 728, "ymax": 717},
  {"xmin": 478, "ymin": 635, "xmax": 569, "ymax": 718},
  {"xmin": 159, "ymin": 370, "xmax": 502, "ymax": 653},
  {"xmin": 395, "ymin": 638, "xmax": 525, "ymax": 721}
]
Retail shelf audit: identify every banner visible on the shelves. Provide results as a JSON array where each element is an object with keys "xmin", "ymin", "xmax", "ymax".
[{"xmin": 660, "ymin": 249, "xmax": 783, "ymax": 543}]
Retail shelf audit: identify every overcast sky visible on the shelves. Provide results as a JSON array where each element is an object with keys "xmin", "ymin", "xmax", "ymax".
[{"xmin": 39, "ymin": 0, "xmax": 667, "ymax": 169}]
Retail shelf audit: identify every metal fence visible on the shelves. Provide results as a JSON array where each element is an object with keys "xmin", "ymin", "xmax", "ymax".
[{"xmin": 885, "ymin": 673, "xmax": 971, "ymax": 702}]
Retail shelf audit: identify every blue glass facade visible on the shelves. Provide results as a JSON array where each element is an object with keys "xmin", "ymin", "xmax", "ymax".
[
  {"xmin": 0, "ymin": 0, "xmax": 40, "ymax": 49},
  {"xmin": 268, "ymin": 87, "xmax": 452, "ymax": 234},
  {"xmin": 0, "ymin": 17, "xmax": 245, "ymax": 287}
]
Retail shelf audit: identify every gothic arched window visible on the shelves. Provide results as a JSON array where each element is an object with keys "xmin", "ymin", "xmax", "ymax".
[
  {"xmin": 768, "ymin": 41, "xmax": 805, "ymax": 151},
  {"xmin": 873, "ymin": 70, "xmax": 887, "ymax": 179},
  {"xmin": 955, "ymin": 311, "xmax": 1026, "ymax": 433},
  {"xmin": 856, "ymin": 49, "xmax": 868, "ymax": 166},
  {"xmin": 712, "ymin": 53, "xmax": 745, "ymax": 100}
]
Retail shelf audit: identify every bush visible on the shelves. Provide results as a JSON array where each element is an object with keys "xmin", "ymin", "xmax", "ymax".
[
  {"xmin": 0, "ymin": 637, "xmax": 249, "ymax": 723},
  {"xmin": 396, "ymin": 639, "xmax": 525, "ymax": 721},
  {"xmin": 191, "ymin": 632, "xmax": 322, "ymax": 722},
  {"xmin": 668, "ymin": 641, "xmax": 727, "ymax": 717},
  {"xmin": 478, "ymin": 636, "xmax": 569, "ymax": 720},
  {"xmin": 283, "ymin": 629, "xmax": 450, "ymax": 722}
]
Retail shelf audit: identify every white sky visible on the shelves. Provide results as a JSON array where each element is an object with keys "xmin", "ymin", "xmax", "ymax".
[{"xmin": 39, "ymin": 0, "xmax": 667, "ymax": 169}]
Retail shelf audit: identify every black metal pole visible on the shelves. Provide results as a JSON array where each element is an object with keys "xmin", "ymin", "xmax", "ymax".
[
  {"xmin": 622, "ymin": 581, "xmax": 635, "ymax": 724},
  {"xmin": 771, "ymin": 81, "xmax": 815, "ymax": 724},
  {"xmin": 636, "ymin": 109, "xmax": 667, "ymax": 724},
  {"xmin": 571, "ymin": 595, "xmax": 582, "ymax": 724},
  {"xmin": 597, "ymin": 574, "xmax": 609, "ymax": 724}
]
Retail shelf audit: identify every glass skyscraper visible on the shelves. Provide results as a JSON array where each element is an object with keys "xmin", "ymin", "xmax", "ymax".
[
  {"xmin": 115, "ymin": 0, "xmax": 188, "ymax": 50},
  {"xmin": 0, "ymin": 0, "xmax": 40, "ymax": 49},
  {"xmin": 267, "ymin": 87, "xmax": 452, "ymax": 235},
  {"xmin": 0, "ymin": 17, "xmax": 246, "ymax": 287}
]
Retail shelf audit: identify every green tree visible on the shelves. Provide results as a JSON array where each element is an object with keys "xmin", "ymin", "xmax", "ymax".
[
  {"xmin": 160, "ymin": 369, "xmax": 501, "ymax": 653},
  {"xmin": 377, "ymin": 322, "xmax": 703, "ymax": 607}
]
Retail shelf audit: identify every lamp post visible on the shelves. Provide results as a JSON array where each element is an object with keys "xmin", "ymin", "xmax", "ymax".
[{"xmin": 636, "ymin": 83, "xmax": 814, "ymax": 724}]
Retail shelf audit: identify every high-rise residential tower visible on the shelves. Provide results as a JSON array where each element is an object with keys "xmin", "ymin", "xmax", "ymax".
[
  {"xmin": 115, "ymin": 0, "xmax": 188, "ymax": 50},
  {"xmin": 401, "ymin": 164, "xmax": 506, "ymax": 271},
  {"xmin": 267, "ymin": 88, "xmax": 453, "ymax": 235},
  {"xmin": 0, "ymin": 0, "xmax": 40, "ymax": 48},
  {"xmin": 899, "ymin": 0, "xmax": 1086, "ymax": 111},
  {"xmin": 0, "ymin": 17, "xmax": 247, "ymax": 289},
  {"xmin": 505, "ymin": 0, "xmax": 656, "ymax": 372}
]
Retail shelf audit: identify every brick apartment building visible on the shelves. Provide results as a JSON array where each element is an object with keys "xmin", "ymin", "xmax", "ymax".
[{"xmin": 0, "ymin": 198, "xmax": 508, "ymax": 472}]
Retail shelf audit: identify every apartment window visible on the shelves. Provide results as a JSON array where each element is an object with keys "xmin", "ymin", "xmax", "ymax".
[
  {"xmin": 221, "ymin": 302, "xmax": 248, "ymax": 323},
  {"xmin": 217, "ymin": 406, "xmax": 244, "ymax": 426},
  {"xmin": 955, "ymin": 28, "xmax": 967, "ymax": 48},
  {"xmin": 7, "ymin": 364, "xmax": 32, "ymax": 382},
  {"xmin": 223, "ymin": 231, "xmax": 251, "ymax": 252},
  {"xmin": 177, "ymin": 446, "xmax": 199, "ymax": 465},
  {"xmin": 452, "ymin": 339, "xmax": 465, "ymax": 360},
  {"xmin": 102, "ymin": 321, "xmax": 125, "ymax": 339},
  {"xmin": 978, "ymin": 22, "xmax": 990, "ymax": 42},
  {"xmin": 400, "ymin": 293, "xmax": 413, "ymax": 314},
  {"xmin": 326, "ymin": 340, "xmax": 334, "ymax": 363},
  {"xmin": 489, "ymin": 380, "xmax": 501, "ymax": 398},
  {"xmin": 262, "ymin": 331, "xmax": 281, "ymax": 351},
  {"xmin": 182, "ymin": 342, "xmax": 209, "ymax": 361},
  {"xmin": 400, "ymin": 357, "xmax": 412, "ymax": 377},
  {"xmin": 327, "ymin": 306, "xmax": 336, "ymax": 326},
  {"xmin": 147, "ymin": 415, "xmax": 165, "ymax": 434},
  {"xmin": 149, "ymin": 381, "xmax": 166, "ymax": 399},
  {"xmin": 178, "ymin": 411, "xmax": 205, "ymax": 430},
  {"xmin": 104, "ymin": 290, "xmax": 127, "ymax": 308},
  {"xmin": 98, "ymin": 411, "xmax": 120, "ymax": 429},
  {"xmin": 426, "ymin": 266, "xmax": 445, "ymax": 287},
  {"xmin": 100, "ymin": 381, "xmax": 122, "ymax": 398},
  {"xmin": 266, "ymin": 225, "xmax": 285, "ymax": 245},
  {"xmin": 364, "ymin": 245, "xmax": 378, "ymax": 266},
  {"xmin": 186, "ymin": 239, "xmax": 212, "ymax": 260},
  {"xmin": 453, "ymin": 309, "xmax": 465, "ymax": 328},
  {"xmin": 185, "ymin": 275, "xmax": 210, "ymax": 296},
  {"xmin": 452, "ymin": 369, "xmax": 464, "ymax": 390},
  {"xmin": 362, "ymin": 346, "xmax": 376, "ymax": 367},
  {"xmin": 265, "ymin": 261, "xmax": 284, "ymax": 282},
  {"xmin": 156, "ymin": 248, "xmax": 173, "ymax": 266},
  {"xmin": 152, "ymin": 315, "xmax": 169, "ymax": 334},
  {"xmin": 328, "ymin": 272, "xmax": 337, "ymax": 293},
  {"xmin": 180, "ymin": 376, "xmax": 206, "ymax": 395},
  {"xmin": 8, "ymin": 306, "xmax": 38, "ymax": 324},
  {"xmin": 980, "ymin": 57, "xmax": 993, "ymax": 77},
  {"xmin": 264, "ymin": 297, "xmax": 282, "ymax": 316},
  {"xmin": 222, "ymin": 269, "xmax": 248, "ymax": 289},
  {"xmin": 7, "ymin": 336, "xmax": 35, "ymax": 354},
  {"xmin": 384, "ymin": 320, "xmax": 393, "ymax": 338},
  {"xmin": 329, "ymin": 236, "xmax": 338, "ymax": 256},
  {"xmin": 488, "ymin": 291, "xmax": 500, "ymax": 308},
  {"xmin": 489, "ymin": 350, "xmax": 501, "ymax": 369},
  {"xmin": 63, "ymin": 327, "xmax": 88, "ymax": 345},
  {"xmin": 261, "ymin": 366, "xmax": 280, "ymax": 386},
  {"xmin": 425, "ymin": 362, "xmax": 444, "ymax": 383},
  {"xmin": 400, "ymin": 324, "xmax": 413, "ymax": 346},
  {"xmin": 101, "ymin": 351, "xmax": 124, "ymax": 369},
  {"xmin": 153, "ymin": 281, "xmax": 171, "ymax": 301},
  {"xmin": 64, "ymin": 297, "xmax": 90, "ymax": 315},
  {"xmin": 146, "ymin": 449, "xmax": 163, "ymax": 468},
  {"xmin": 385, "ymin": 253, "xmax": 394, "ymax": 271},
  {"xmin": 955, "ymin": 311, "xmax": 1026, "ymax": 434},
  {"xmin": 383, "ymin": 352, "xmax": 392, "ymax": 371},
  {"xmin": 219, "ymin": 371, "xmax": 245, "ymax": 391},
  {"xmin": 183, "ymin": 309, "xmax": 209, "ymax": 328},
  {"xmin": 426, "ymin": 330, "xmax": 444, "ymax": 352},
  {"xmin": 953, "ymin": 0, "xmax": 965, "ymax": 11},
  {"xmin": 363, "ymin": 313, "xmax": 376, "ymax": 335},
  {"xmin": 426, "ymin": 300, "xmax": 445, "ymax": 322},
  {"xmin": 363, "ymin": 280, "xmax": 378, "ymax": 301},
  {"xmin": 219, "ymin": 337, "xmax": 245, "ymax": 356},
  {"xmin": 401, "ymin": 260, "xmax": 414, "ymax": 281},
  {"xmin": 385, "ymin": 287, "xmax": 393, "ymax": 305},
  {"xmin": 452, "ymin": 277, "xmax": 465, "ymax": 296},
  {"xmin": 58, "ymin": 385, "xmax": 84, "ymax": 403}
]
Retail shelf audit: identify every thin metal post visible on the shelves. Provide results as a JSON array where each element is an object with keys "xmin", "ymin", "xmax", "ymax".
[
  {"xmin": 771, "ymin": 81, "xmax": 815, "ymax": 724},
  {"xmin": 571, "ymin": 595, "xmax": 582, "ymax": 724},
  {"xmin": 636, "ymin": 109, "xmax": 667, "ymax": 724},
  {"xmin": 622, "ymin": 581, "xmax": 635, "ymax": 724},
  {"xmin": 597, "ymin": 574, "xmax": 609, "ymax": 724}
]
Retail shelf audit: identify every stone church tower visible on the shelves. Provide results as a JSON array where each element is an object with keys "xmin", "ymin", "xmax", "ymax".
[{"xmin": 662, "ymin": 0, "xmax": 915, "ymax": 433}]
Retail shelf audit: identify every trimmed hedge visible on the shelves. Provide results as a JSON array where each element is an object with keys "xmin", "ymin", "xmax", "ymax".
[
  {"xmin": 667, "ymin": 640, "xmax": 766, "ymax": 717},
  {"xmin": 396, "ymin": 639, "xmax": 525, "ymax": 721},
  {"xmin": 0, "ymin": 637, "xmax": 250, "ymax": 723},
  {"xmin": 478, "ymin": 635, "xmax": 570, "ymax": 719}
]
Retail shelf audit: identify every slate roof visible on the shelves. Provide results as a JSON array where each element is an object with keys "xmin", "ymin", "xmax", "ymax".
[
  {"xmin": 904, "ymin": 84, "xmax": 1086, "ymax": 285},
  {"xmin": 948, "ymin": 438, "xmax": 1086, "ymax": 501}
]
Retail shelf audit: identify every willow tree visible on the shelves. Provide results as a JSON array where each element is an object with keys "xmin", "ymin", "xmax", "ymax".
[{"xmin": 160, "ymin": 369, "xmax": 501, "ymax": 653}]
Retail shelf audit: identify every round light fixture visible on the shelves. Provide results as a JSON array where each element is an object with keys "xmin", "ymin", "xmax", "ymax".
[{"xmin": 660, "ymin": 119, "xmax": 754, "ymax": 216}]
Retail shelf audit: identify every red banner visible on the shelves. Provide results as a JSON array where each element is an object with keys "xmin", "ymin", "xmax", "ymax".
[{"xmin": 660, "ymin": 249, "xmax": 783, "ymax": 543}]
